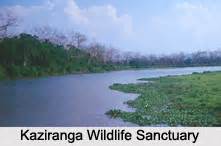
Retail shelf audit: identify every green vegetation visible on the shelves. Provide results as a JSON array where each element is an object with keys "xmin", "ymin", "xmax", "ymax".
[
  {"xmin": 0, "ymin": 65, "xmax": 6, "ymax": 80},
  {"xmin": 106, "ymin": 71, "xmax": 221, "ymax": 126},
  {"xmin": 1, "ymin": 10, "xmax": 221, "ymax": 80},
  {"xmin": 0, "ymin": 34, "xmax": 122, "ymax": 80},
  {"xmin": 0, "ymin": 33, "xmax": 221, "ymax": 81}
]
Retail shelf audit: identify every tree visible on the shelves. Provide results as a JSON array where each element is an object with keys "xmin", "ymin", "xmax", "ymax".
[
  {"xmin": 72, "ymin": 32, "xmax": 87, "ymax": 48},
  {"xmin": 103, "ymin": 47, "xmax": 119, "ymax": 63},
  {"xmin": 87, "ymin": 42, "xmax": 106, "ymax": 62},
  {"xmin": 32, "ymin": 26, "xmax": 68, "ymax": 46},
  {"xmin": 0, "ymin": 9, "xmax": 18, "ymax": 38}
]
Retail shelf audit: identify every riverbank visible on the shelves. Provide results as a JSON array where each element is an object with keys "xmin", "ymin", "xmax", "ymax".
[
  {"xmin": 1, "ymin": 34, "xmax": 221, "ymax": 81},
  {"xmin": 106, "ymin": 71, "xmax": 221, "ymax": 126},
  {"xmin": 1, "ymin": 64, "xmax": 220, "ymax": 81}
]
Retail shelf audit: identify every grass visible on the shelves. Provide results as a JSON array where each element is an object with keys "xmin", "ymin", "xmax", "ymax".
[{"xmin": 106, "ymin": 71, "xmax": 221, "ymax": 126}]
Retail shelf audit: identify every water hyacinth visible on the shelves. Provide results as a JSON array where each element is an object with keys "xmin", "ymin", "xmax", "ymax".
[{"xmin": 107, "ymin": 71, "xmax": 221, "ymax": 126}]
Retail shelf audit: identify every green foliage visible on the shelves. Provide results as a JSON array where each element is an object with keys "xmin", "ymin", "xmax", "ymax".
[
  {"xmin": 108, "ymin": 71, "xmax": 221, "ymax": 126},
  {"xmin": 106, "ymin": 109, "xmax": 122, "ymax": 119},
  {"xmin": 0, "ymin": 33, "xmax": 120, "ymax": 79},
  {"xmin": 0, "ymin": 33, "xmax": 220, "ymax": 80},
  {"xmin": 0, "ymin": 65, "xmax": 6, "ymax": 80}
]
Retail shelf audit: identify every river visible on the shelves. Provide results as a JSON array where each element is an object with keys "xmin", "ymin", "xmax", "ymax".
[{"xmin": 0, "ymin": 66, "xmax": 221, "ymax": 126}]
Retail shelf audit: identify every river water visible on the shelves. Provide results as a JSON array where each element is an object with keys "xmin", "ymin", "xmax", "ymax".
[{"xmin": 0, "ymin": 66, "xmax": 221, "ymax": 126}]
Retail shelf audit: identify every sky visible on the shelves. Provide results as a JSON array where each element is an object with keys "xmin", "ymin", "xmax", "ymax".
[{"xmin": 1, "ymin": 0, "xmax": 221, "ymax": 54}]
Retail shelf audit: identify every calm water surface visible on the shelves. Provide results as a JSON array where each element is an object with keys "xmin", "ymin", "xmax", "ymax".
[{"xmin": 0, "ymin": 66, "xmax": 221, "ymax": 126}]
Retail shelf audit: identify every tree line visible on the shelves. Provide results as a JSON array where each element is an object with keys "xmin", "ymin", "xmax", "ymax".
[{"xmin": 0, "ymin": 10, "xmax": 221, "ymax": 79}]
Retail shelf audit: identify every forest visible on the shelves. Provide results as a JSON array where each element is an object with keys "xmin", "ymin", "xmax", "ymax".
[{"xmin": 1, "ymin": 10, "xmax": 221, "ymax": 80}]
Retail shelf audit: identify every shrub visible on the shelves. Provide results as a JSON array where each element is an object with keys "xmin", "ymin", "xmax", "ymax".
[{"xmin": 0, "ymin": 65, "xmax": 6, "ymax": 80}]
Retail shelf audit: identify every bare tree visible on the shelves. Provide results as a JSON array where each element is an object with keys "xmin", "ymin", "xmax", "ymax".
[
  {"xmin": 68, "ymin": 31, "xmax": 77, "ymax": 48},
  {"xmin": 32, "ymin": 26, "xmax": 55, "ymax": 41},
  {"xmin": 104, "ymin": 47, "xmax": 119, "ymax": 63},
  {"xmin": 122, "ymin": 51, "xmax": 133, "ymax": 64},
  {"xmin": 32, "ymin": 26, "xmax": 68, "ymax": 46},
  {"xmin": 0, "ymin": 9, "xmax": 18, "ymax": 38},
  {"xmin": 72, "ymin": 32, "xmax": 87, "ymax": 48},
  {"xmin": 87, "ymin": 42, "xmax": 106, "ymax": 62},
  {"xmin": 53, "ymin": 33, "xmax": 68, "ymax": 46}
]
